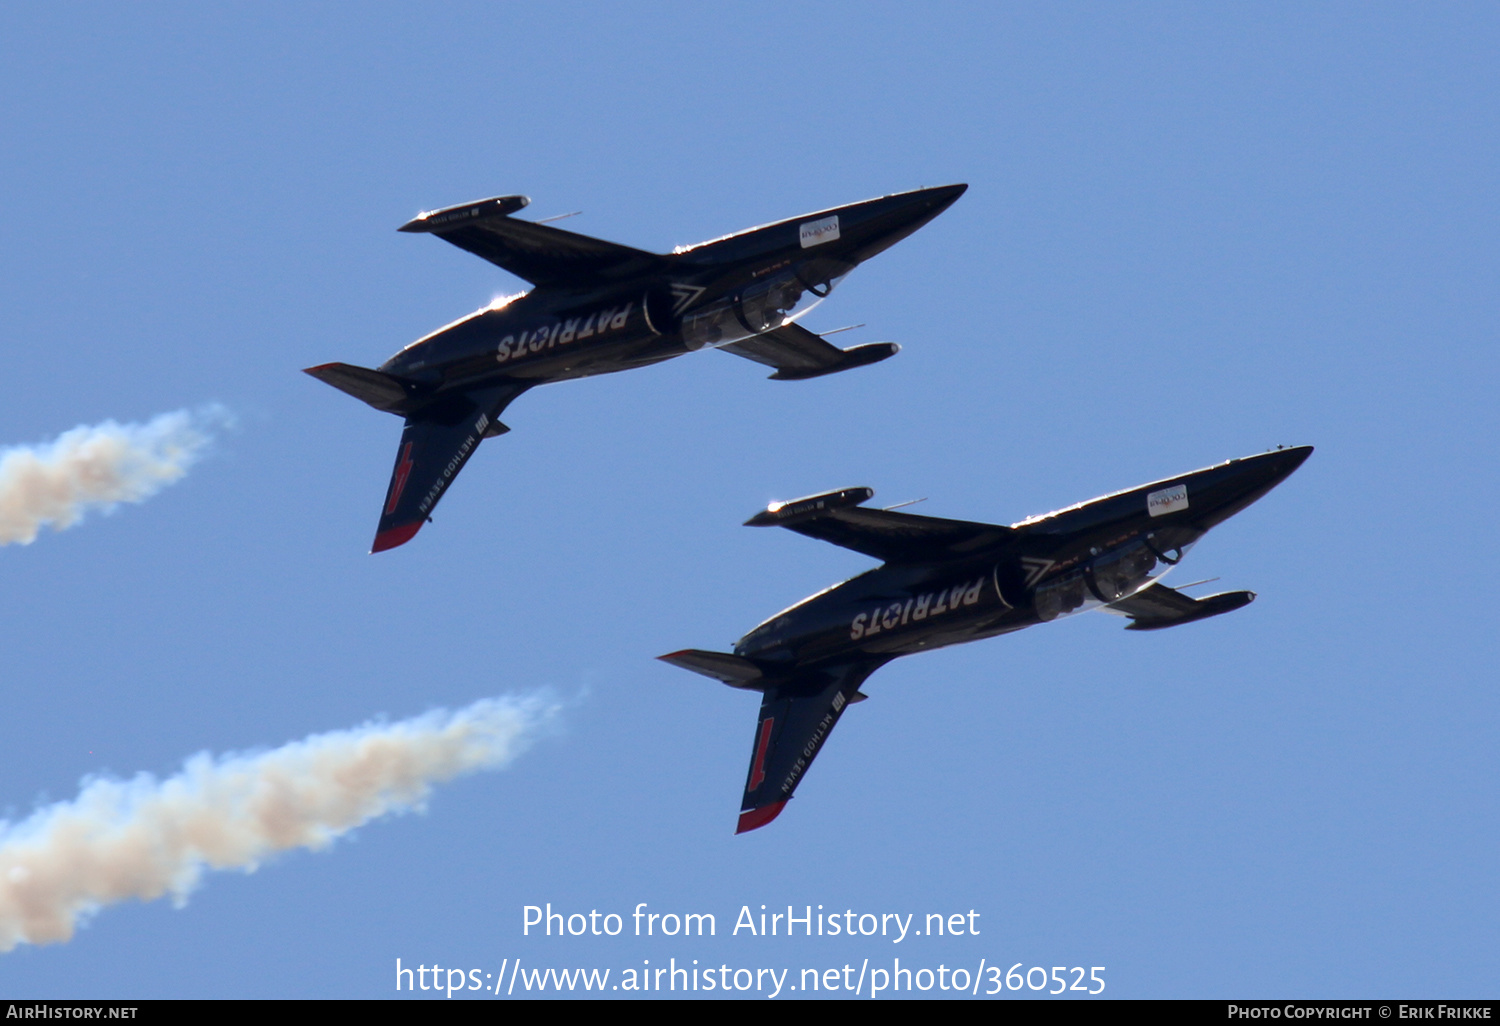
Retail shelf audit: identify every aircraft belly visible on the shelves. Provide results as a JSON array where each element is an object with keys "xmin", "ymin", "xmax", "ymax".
[
  {"xmin": 856, "ymin": 607, "xmax": 1024, "ymax": 656},
  {"xmin": 766, "ymin": 566, "xmax": 1018, "ymax": 662}
]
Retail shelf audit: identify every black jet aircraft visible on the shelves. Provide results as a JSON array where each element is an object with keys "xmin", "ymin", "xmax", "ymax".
[
  {"xmin": 305, "ymin": 185, "xmax": 967, "ymax": 552},
  {"xmin": 660, "ymin": 446, "xmax": 1313, "ymax": 833}
]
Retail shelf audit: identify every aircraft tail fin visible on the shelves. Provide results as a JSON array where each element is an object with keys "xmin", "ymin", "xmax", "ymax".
[
  {"xmin": 304, "ymin": 363, "xmax": 422, "ymax": 415},
  {"xmin": 658, "ymin": 650, "xmax": 766, "ymax": 689},
  {"xmin": 734, "ymin": 659, "xmax": 886, "ymax": 833},
  {"xmin": 368, "ymin": 381, "xmax": 529, "ymax": 553}
]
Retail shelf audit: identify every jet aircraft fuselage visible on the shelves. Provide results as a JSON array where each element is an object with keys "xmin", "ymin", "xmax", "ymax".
[
  {"xmin": 661, "ymin": 446, "xmax": 1313, "ymax": 833},
  {"xmin": 306, "ymin": 185, "xmax": 967, "ymax": 551},
  {"xmin": 382, "ymin": 188, "xmax": 963, "ymax": 388},
  {"xmin": 738, "ymin": 446, "xmax": 1312, "ymax": 666}
]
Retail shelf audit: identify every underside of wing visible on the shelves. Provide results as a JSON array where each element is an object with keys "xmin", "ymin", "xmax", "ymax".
[
  {"xmin": 371, "ymin": 383, "xmax": 529, "ymax": 552},
  {"xmin": 1105, "ymin": 582, "xmax": 1256, "ymax": 630},
  {"xmin": 736, "ymin": 661, "xmax": 884, "ymax": 833},
  {"xmin": 719, "ymin": 322, "xmax": 899, "ymax": 380},
  {"xmin": 398, "ymin": 195, "xmax": 665, "ymax": 287},
  {"xmin": 745, "ymin": 487, "xmax": 1012, "ymax": 563}
]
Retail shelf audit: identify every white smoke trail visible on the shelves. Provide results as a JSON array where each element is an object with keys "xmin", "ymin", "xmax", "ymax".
[
  {"xmin": 0, "ymin": 406, "xmax": 229, "ymax": 545},
  {"xmin": 0, "ymin": 695, "xmax": 558, "ymax": 951}
]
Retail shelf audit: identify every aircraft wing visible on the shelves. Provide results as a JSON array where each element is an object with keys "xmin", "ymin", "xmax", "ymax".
[
  {"xmin": 719, "ymin": 322, "xmax": 899, "ymax": 380},
  {"xmin": 371, "ymin": 383, "xmax": 529, "ymax": 552},
  {"xmin": 1104, "ymin": 582, "xmax": 1256, "ymax": 630},
  {"xmin": 746, "ymin": 488, "xmax": 1012, "ymax": 563},
  {"xmin": 735, "ymin": 660, "xmax": 884, "ymax": 833},
  {"xmin": 398, "ymin": 195, "xmax": 664, "ymax": 288}
]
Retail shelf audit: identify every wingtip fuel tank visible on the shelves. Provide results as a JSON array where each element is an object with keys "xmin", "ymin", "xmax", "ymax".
[
  {"xmin": 744, "ymin": 487, "xmax": 875, "ymax": 527},
  {"xmin": 397, "ymin": 195, "xmax": 531, "ymax": 233}
]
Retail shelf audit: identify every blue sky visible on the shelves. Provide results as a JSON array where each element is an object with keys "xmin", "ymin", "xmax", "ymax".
[{"xmin": 0, "ymin": 1, "xmax": 1495, "ymax": 998}]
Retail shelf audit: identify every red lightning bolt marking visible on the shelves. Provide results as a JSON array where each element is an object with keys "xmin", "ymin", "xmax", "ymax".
[
  {"xmin": 385, "ymin": 442, "xmax": 415, "ymax": 515},
  {"xmin": 748, "ymin": 717, "xmax": 775, "ymax": 792}
]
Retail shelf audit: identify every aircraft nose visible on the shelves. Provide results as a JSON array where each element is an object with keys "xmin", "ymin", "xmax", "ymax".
[
  {"xmin": 1266, "ymin": 444, "xmax": 1314, "ymax": 482},
  {"xmin": 836, "ymin": 184, "xmax": 968, "ymax": 264},
  {"xmin": 1195, "ymin": 445, "xmax": 1314, "ymax": 529},
  {"xmin": 1230, "ymin": 445, "xmax": 1314, "ymax": 495},
  {"xmin": 888, "ymin": 183, "xmax": 968, "ymax": 224},
  {"xmin": 919, "ymin": 182, "xmax": 969, "ymax": 211}
]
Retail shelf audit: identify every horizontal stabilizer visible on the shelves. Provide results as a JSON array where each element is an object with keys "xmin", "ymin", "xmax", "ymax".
[
  {"xmin": 720, "ymin": 322, "xmax": 898, "ymax": 380},
  {"xmin": 304, "ymin": 363, "xmax": 422, "ymax": 415},
  {"xmin": 1106, "ymin": 583, "xmax": 1256, "ymax": 631},
  {"xmin": 658, "ymin": 650, "xmax": 765, "ymax": 689}
]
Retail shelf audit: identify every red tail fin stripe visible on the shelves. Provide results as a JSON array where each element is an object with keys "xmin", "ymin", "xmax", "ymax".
[
  {"xmin": 385, "ymin": 442, "xmax": 415, "ymax": 515},
  {"xmin": 748, "ymin": 716, "xmax": 774, "ymax": 792}
]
